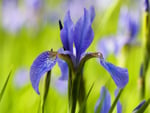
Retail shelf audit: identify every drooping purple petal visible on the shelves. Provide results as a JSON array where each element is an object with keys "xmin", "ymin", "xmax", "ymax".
[
  {"xmin": 57, "ymin": 58, "xmax": 69, "ymax": 80},
  {"xmin": 132, "ymin": 100, "xmax": 146, "ymax": 112},
  {"xmin": 74, "ymin": 6, "xmax": 95, "ymax": 61},
  {"xmin": 60, "ymin": 11, "xmax": 74, "ymax": 53},
  {"xmin": 100, "ymin": 59, "xmax": 129, "ymax": 88},
  {"xmin": 115, "ymin": 89, "xmax": 122, "ymax": 113},
  {"xmin": 30, "ymin": 51, "xmax": 57, "ymax": 94},
  {"xmin": 95, "ymin": 86, "xmax": 111, "ymax": 113}
]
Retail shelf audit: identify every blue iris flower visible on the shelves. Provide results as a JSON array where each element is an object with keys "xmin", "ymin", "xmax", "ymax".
[
  {"xmin": 30, "ymin": 6, "xmax": 129, "ymax": 94},
  {"xmin": 97, "ymin": 6, "xmax": 139, "ymax": 58},
  {"xmin": 95, "ymin": 86, "xmax": 122, "ymax": 113}
]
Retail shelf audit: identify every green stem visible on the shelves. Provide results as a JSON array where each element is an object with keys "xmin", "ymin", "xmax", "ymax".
[
  {"xmin": 78, "ymin": 75, "xmax": 86, "ymax": 113},
  {"xmin": 70, "ymin": 74, "xmax": 81, "ymax": 113},
  {"xmin": 109, "ymin": 88, "xmax": 124, "ymax": 113},
  {"xmin": 141, "ymin": 53, "xmax": 149, "ymax": 98},
  {"xmin": 41, "ymin": 71, "xmax": 51, "ymax": 113}
]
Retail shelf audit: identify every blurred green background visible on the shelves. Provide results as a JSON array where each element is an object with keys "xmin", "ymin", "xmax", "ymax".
[{"xmin": 0, "ymin": 0, "xmax": 150, "ymax": 113}]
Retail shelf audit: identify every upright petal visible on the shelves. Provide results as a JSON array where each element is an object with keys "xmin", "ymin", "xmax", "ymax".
[
  {"xmin": 95, "ymin": 86, "xmax": 111, "ymax": 113},
  {"xmin": 74, "ymin": 6, "xmax": 95, "ymax": 61},
  {"xmin": 57, "ymin": 58, "xmax": 69, "ymax": 80},
  {"xmin": 100, "ymin": 59, "xmax": 129, "ymax": 88},
  {"xmin": 60, "ymin": 11, "xmax": 74, "ymax": 53},
  {"xmin": 30, "ymin": 51, "xmax": 57, "ymax": 94}
]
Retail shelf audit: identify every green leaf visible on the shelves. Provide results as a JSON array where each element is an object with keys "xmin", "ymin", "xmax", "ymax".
[
  {"xmin": 0, "ymin": 70, "xmax": 12, "ymax": 102},
  {"xmin": 78, "ymin": 83, "xmax": 95, "ymax": 113}
]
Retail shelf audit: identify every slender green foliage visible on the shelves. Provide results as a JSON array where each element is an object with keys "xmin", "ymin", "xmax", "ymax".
[{"xmin": 0, "ymin": 70, "xmax": 11, "ymax": 102}]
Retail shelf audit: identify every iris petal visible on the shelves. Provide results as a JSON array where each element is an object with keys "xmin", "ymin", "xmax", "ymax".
[
  {"xmin": 100, "ymin": 59, "xmax": 129, "ymax": 88},
  {"xmin": 132, "ymin": 100, "xmax": 146, "ymax": 112},
  {"xmin": 60, "ymin": 11, "xmax": 74, "ymax": 53},
  {"xmin": 74, "ymin": 6, "xmax": 95, "ymax": 60},
  {"xmin": 57, "ymin": 58, "xmax": 69, "ymax": 80},
  {"xmin": 95, "ymin": 86, "xmax": 111, "ymax": 113},
  {"xmin": 30, "ymin": 51, "xmax": 57, "ymax": 94}
]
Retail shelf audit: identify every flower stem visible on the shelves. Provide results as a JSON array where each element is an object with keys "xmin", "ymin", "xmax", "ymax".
[{"xmin": 109, "ymin": 88, "xmax": 124, "ymax": 113}]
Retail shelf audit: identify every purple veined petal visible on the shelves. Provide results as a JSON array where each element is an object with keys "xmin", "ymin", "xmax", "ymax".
[
  {"xmin": 74, "ymin": 7, "xmax": 95, "ymax": 61},
  {"xmin": 95, "ymin": 86, "xmax": 111, "ymax": 113},
  {"xmin": 30, "ymin": 51, "xmax": 57, "ymax": 94},
  {"xmin": 132, "ymin": 100, "xmax": 146, "ymax": 113},
  {"xmin": 100, "ymin": 59, "xmax": 129, "ymax": 88},
  {"xmin": 97, "ymin": 36, "xmax": 120, "ymax": 58},
  {"xmin": 115, "ymin": 89, "xmax": 122, "ymax": 113},
  {"xmin": 57, "ymin": 58, "xmax": 69, "ymax": 80},
  {"xmin": 60, "ymin": 11, "xmax": 74, "ymax": 53}
]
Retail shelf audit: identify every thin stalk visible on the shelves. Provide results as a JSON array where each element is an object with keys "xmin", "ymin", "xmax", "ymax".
[
  {"xmin": 109, "ymin": 88, "xmax": 124, "ymax": 113},
  {"xmin": 41, "ymin": 71, "xmax": 51, "ymax": 113}
]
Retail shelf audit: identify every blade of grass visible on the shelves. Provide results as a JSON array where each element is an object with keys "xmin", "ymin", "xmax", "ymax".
[
  {"xmin": 78, "ymin": 83, "xmax": 95, "ymax": 113},
  {"xmin": 0, "ymin": 70, "xmax": 12, "ymax": 102}
]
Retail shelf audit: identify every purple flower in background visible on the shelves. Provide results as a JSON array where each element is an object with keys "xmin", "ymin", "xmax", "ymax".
[
  {"xmin": 54, "ymin": 79, "xmax": 68, "ymax": 94},
  {"xmin": 132, "ymin": 100, "xmax": 146, "ymax": 113},
  {"xmin": 97, "ymin": 6, "xmax": 139, "ymax": 58},
  {"xmin": 30, "ymin": 6, "xmax": 129, "ymax": 94},
  {"xmin": 1, "ymin": 0, "xmax": 44, "ymax": 33},
  {"xmin": 13, "ymin": 67, "xmax": 29, "ymax": 88},
  {"xmin": 25, "ymin": 0, "xmax": 43, "ymax": 11},
  {"xmin": 1, "ymin": 0, "xmax": 26, "ymax": 33},
  {"xmin": 144, "ymin": 0, "xmax": 149, "ymax": 12},
  {"xmin": 118, "ymin": 7, "xmax": 139, "ymax": 43},
  {"xmin": 95, "ymin": 86, "xmax": 122, "ymax": 113}
]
